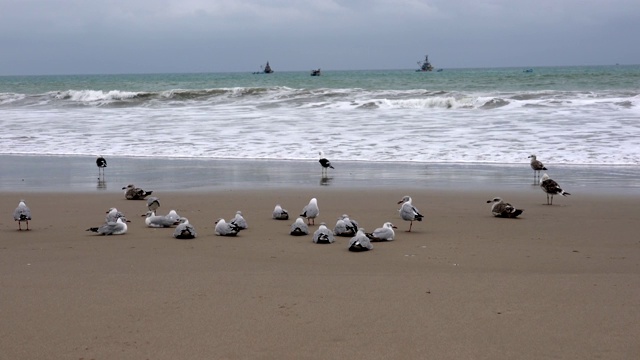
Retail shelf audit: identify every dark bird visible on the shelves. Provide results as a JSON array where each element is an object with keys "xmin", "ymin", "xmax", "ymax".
[
  {"xmin": 528, "ymin": 154, "xmax": 547, "ymax": 183},
  {"xmin": 318, "ymin": 151, "xmax": 334, "ymax": 175},
  {"xmin": 397, "ymin": 195, "xmax": 424, "ymax": 232},
  {"xmin": 122, "ymin": 184, "xmax": 153, "ymax": 200},
  {"xmin": 486, "ymin": 197, "xmax": 524, "ymax": 218},
  {"xmin": 540, "ymin": 173, "xmax": 571, "ymax": 205},
  {"xmin": 96, "ymin": 155, "xmax": 107, "ymax": 178},
  {"xmin": 13, "ymin": 200, "xmax": 32, "ymax": 231}
]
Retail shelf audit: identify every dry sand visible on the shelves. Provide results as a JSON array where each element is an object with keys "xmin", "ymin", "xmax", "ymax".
[{"xmin": 1, "ymin": 188, "xmax": 639, "ymax": 359}]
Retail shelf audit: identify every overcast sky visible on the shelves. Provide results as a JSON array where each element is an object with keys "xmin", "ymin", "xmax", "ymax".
[{"xmin": 1, "ymin": 0, "xmax": 639, "ymax": 75}]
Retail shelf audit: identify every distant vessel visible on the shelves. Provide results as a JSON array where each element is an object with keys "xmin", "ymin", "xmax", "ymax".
[
  {"xmin": 253, "ymin": 61, "xmax": 274, "ymax": 74},
  {"xmin": 416, "ymin": 54, "xmax": 434, "ymax": 72},
  {"xmin": 310, "ymin": 68, "xmax": 321, "ymax": 76},
  {"xmin": 523, "ymin": 68, "xmax": 533, "ymax": 73}
]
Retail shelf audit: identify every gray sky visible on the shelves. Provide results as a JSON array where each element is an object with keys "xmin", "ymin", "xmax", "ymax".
[{"xmin": 1, "ymin": 0, "xmax": 639, "ymax": 75}]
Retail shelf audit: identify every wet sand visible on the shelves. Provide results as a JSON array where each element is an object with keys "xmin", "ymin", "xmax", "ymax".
[{"xmin": 1, "ymin": 183, "xmax": 639, "ymax": 359}]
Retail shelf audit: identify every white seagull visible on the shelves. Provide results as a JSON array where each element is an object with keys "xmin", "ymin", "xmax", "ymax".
[
  {"xmin": 87, "ymin": 217, "xmax": 128, "ymax": 235},
  {"xmin": 540, "ymin": 173, "xmax": 571, "ymax": 205},
  {"xmin": 312, "ymin": 223, "xmax": 335, "ymax": 244},
  {"xmin": 300, "ymin": 197, "xmax": 319, "ymax": 225},
  {"xmin": 290, "ymin": 217, "xmax": 310, "ymax": 236},
  {"xmin": 230, "ymin": 211, "xmax": 248, "ymax": 230},
  {"xmin": 272, "ymin": 204, "xmax": 289, "ymax": 220},
  {"xmin": 348, "ymin": 229, "xmax": 373, "ymax": 252},
  {"xmin": 215, "ymin": 218, "xmax": 241, "ymax": 236},
  {"xmin": 333, "ymin": 214, "xmax": 358, "ymax": 237},
  {"xmin": 143, "ymin": 210, "xmax": 179, "ymax": 228},
  {"xmin": 173, "ymin": 218, "xmax": 197, "ymax": 239},
  {"xmin": 146, "ymin": 197, "xmax": 160, "ymax": 212},
  {"xmin": 105, "ymin": 207, "xmax": 127, "ymax": 223},
  {"xmin": 13, "ymin": 200, "xmax": 32, "ymax": 231},
  {"xmin": 366, "ymin": 222, "xmax": 397, "ymax": 241},
  {"xmin": 397, "ymin": 195, "xmax": 424, "ymax": 232},
  {"xmin": 486, "ymin": 197, "xmax": 524, "ymax": 218}
]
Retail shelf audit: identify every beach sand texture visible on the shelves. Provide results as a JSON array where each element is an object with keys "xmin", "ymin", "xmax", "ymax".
[{"xmin": 1, "ymin": 187, "xmax": 639, "ymax": 359}]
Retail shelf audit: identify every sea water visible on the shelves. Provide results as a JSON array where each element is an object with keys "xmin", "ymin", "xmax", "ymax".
[{"xmin": 1, "ymin": 66, "xmax": 639, "ymax": 165}]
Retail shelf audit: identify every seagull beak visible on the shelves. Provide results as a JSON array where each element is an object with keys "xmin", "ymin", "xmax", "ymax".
[
  {"xmin": 397, "ymin": 200, "xmax": 403, "ymax": 204},
  {"xmin": 486, "ymin": 200, "xmax": 492, "ymax": 203}
]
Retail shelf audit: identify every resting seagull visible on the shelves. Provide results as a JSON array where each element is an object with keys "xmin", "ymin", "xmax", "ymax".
[
  {"xmin": 230, "ymin": 211, "xmax": 248, "ymax": 230},
  {"xmin": 215, "ymin": 218, "xmax": 241, "ymax": 236},
  {"xmin": 366, "ymin": 222, "xmax": 397, "ymax": 241},
  {"xmin": 486, "ymin": 197, "xmax": 523, "ymax": 218},
  {"xmin": 540, "ymin": 173, "xmax": 571, "ymax": 205},
  {"xmin": 348, "ymin": 229, "xmax": 373, "ymax": 252},
  {"xmin": 105, "ymin": 207, "xmax": 128, "ymax": 223},
  {"xmin": 528, "ymin": 154, "xmax": 547, "ymax": 183},
  {"xmin": 318, "ymin": 151, "xmax": 334, "ymax": 175},
  {"xmin": 173, "ymin": 218, "xmax": 197, "ymax": 239},
  {"xmin": 86, "ymin": 217, "xmax": 128, "ymax": 235},
  {"xmin": 272, "ymin": 204, "xmax": 289, "ymax": 220},
  {"xmin": 290, "ymin": 217, "xmax": 310, "ymax": 236},
  {"xmin": 397, "ymin": 195, "xmax": 424, "ymax": 232},
  {"xmin": 13, "ymin": 200, "xmax": 32, "ymax": 231},
  {"xmin": 300, "ymin": 197, "xmax": 319, "ymax": 225},
  {"xmin": 333, "ymin": 214, "xmax": 358, "ymax": 237},
  {"xmin": 143, "ymin": 210, "xmax": 179, "ymax": 228},
  {"xmin": 96, "ymin": 155, "xmax": 107, "ymax": 178},
  {"xmin": 312, "ymin": 223, "xmax": 335, "ymax": 244},
  {"xmin": 146, "ymin": 197, "xmax": 160, "ymax": 212},
  {"xmin": 122, "ymin": 184, "xmax": 153, "ymax": 200}
]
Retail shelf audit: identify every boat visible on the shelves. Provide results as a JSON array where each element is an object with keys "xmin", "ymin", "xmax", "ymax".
[
  {"xmin": 523, "ymin": 68, "xmax": 533, "ymax": 73},
  {"xmin": 310, "ymin": 68, "xmax": 321, "ymax": 76},
  {"xmin": 416, "ymin": 54, "xmax": 434, "ymax": 72},
  {"xmin": 253, "ymin": 61, "xmax": 274, "ymax": 74}
]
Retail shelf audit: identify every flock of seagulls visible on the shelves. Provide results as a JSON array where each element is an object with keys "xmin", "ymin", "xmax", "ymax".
[{"xmin": 11, "ymin": 154, "xmax": 572, "ymax": 246}]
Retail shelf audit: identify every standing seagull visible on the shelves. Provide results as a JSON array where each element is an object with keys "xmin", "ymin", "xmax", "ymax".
[
  {"xmin": 318, "ymin": 151, "xmax": 334, "ymax": 175},
  {"xmin": 96, "ymin": 155, "xmax": 107, "ymax": 178},
  {"xmin": 528, "ymin": 154, "xmax": 547, "ymax": 183},
  {"xmin": 486, "ymin": 197, "xmax": 524, "ymax": 218},
  {"xmin": 300, "ymin": 197, "xmax": 319, "ymax": 225},
  {"xmin": 122, "ymin": 184, "xmax": 153, "ymax": 200},
  {"xmin": 13, "ymin": 200, "xmax": 32, "ymax": 231},
  {"xmin": 540, "ymin": 173, "xmax": 571, "ymax": 205},
  {"xmin": 397, "ymin": 195, "xmax": 424, "ymax": 232}
]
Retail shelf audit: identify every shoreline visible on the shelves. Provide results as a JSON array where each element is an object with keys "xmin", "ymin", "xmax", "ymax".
[{"xmin": 2, "ymin": 154, "xmax": 639, "ymax": 195}]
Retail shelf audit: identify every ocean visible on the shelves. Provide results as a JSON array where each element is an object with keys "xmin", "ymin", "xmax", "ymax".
[{"xmin": 1, "ymin": 65, "xmax": 639, "ymax": 166}]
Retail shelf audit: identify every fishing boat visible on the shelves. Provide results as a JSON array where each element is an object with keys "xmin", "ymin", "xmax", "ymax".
[
  {"xmin": 416, "ymin": 54, "xmax": 434, "ymax": 72},
  {"xmin": 253, "ymin": 61, "xmax": 274, "ymax": 74},
  {"xmin": 310, "ymin": 68, "xmax": 321, "ymax": 76}
]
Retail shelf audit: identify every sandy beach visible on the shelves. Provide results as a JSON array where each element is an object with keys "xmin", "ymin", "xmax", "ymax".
[{"xmin": 1, "ymin": 180, "xmax": 639, "ymax": 359}]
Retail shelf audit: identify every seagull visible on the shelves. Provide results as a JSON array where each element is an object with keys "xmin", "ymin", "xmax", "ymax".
[
  {"xmin": 143, "ymin": 211, "xmax": 179, "ymax": 228},
  {"xmin": 540, "ymin": 173, "xmax": 571, "ymax": 205},
  {"xmin": 318, "ymin": 151, "xmax": 334, "ymax": 175},
  {"xmin": 290, "ymin": 217, "xmax": 310, "ymax": 236},
  {"xmin": 397, "ymin": 195, "xmax": 424, "ymax": 232},
  {"xmin": 86, "ymin": 217, "xmax": 128, "ymax": 235},
  {"xmin": 300, "ymin": 197, "xmax": 319, "ymax": 225},
  {"xmin": 230, "ymin": 211, "xmax": 248, "ymax": 230},
  {"xmin": 122, "ymin": 184, "xmax": 153, "ymax": 200},
  {"xmin": 215, "ymin": 218, "xmax": 241, "ymax": 236},
  {"xmin": 13, "ymin": 200, "xmax": 31, "ymax": 231},
  {"xmin": 272, "ymin": 204, "xmax": 289, "ymax": 220},
  {"xmin": 146, "ymin": 197, "xmax": 160, "ymax": 212},
  {"xmin": 165, "ymin": 210, "xmax": 181, "ymax": 224},
  {"xmin": 312, "ymin": 223, "xmax": 335, "ymax": 244},
  {"xmin": 486, "ymin": 197, "xmax": 524, "ymax": 218},
  {"xmin": 528, "ymin": 154, "xmax": 547, "ymax": 183},
  {"xmin": 366, "ymin": 222, "xmax": 397, "ymax": 241},
  {"xmin": 173, "ymin": 218, "xmax": 197, "ymax": 239},
  {"xmin": 96, "ymin": 155, "xmax": 107, "ymax": 178},
  {"xmin": 333, "ymin": 214, "xmax": 358, "ymax": 237},
  {"xmin": 105, "ymin": 207, "xmax": 128, "ymax": 223},
  {"xmin": 348, "ymin": 229, "xmax": 373, "ymax": 252}
]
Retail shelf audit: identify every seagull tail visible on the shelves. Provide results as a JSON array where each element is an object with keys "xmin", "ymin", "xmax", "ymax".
[
  {"xmin": 560, "ymin": 190, "xmax": 571, "ymax": 196},
  {"xmin": 86, "ymin": 227, "xmax": 99, "ymax": 232}
]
